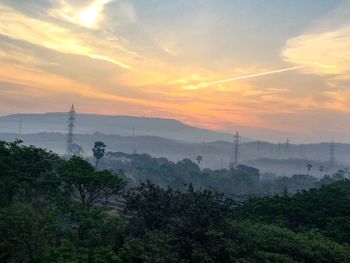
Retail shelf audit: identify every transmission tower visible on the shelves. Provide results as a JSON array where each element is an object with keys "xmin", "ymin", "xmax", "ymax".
[
  {"xmin": 66, "ymin": 104, "xmax": 76, "ymax": 155},
  {"xmin": 329, "ymin": 142, "xmax": 335, "ymax": 169},
  {"xmin": 230, "ymin": 131, "xmax": 240, "ymax": 169}
]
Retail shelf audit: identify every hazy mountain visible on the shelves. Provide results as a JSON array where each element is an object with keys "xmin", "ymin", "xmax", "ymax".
[
  {"xmin": 0, "ymin": 112, "xmax": 235, "ymax": 143},
  {"xmin": 1, "ymin": 112, "xmax": 340, "ymax": 144}
]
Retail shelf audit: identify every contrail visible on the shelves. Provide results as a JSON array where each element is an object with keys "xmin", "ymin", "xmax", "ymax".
[{"xmin": 205, "ymin": 66, "xmax": 301, "ymax": 85}]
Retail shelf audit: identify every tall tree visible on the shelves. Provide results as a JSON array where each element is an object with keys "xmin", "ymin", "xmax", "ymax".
[
  {"xmin": 306, "ymin": 163, "xmax": 313, "ymax": 175},
  {"xmin": 196, "ymin": 155, "xmax": 203, "ymax": 166},
  {"xmin": 92, "ymin": 141, "xmax": 106, "ymax": 169}
]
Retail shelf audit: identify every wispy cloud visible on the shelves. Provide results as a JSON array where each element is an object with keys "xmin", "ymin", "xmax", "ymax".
[
  {"xmin": 282, "ymin": 2, "xmax": 350, "ymax": 78},
  {"xmin": 283, "ymin": 26, "xmax": 350, "ymax": 77},
  {"xmin": 0, "ymin": 4, "xmax": 131, "ymax": 69}
]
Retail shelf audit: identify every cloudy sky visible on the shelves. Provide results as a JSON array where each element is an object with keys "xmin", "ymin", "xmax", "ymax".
[{"xmin": 0, "ymin": 0, "xmax": 350, "ymax": 142}]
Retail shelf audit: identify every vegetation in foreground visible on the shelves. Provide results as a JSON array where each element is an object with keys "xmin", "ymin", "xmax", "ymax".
[{"xmin": 1, "ymin": 141, "xmax": 350, "ymax": 262}]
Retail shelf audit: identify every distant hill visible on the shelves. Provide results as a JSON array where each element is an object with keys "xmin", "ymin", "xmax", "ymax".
[
  {"xmin": 0, "ymin": 132, "xmax": 349, "ymax": 176},
  {"xmin": 0, "ymin": 112, "xmax": 234, "ymax": 143}
]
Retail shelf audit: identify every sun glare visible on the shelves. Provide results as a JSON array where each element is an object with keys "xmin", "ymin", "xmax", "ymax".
[{"xmin": 77, "ymin": 5, "xmax": 101, "ymax": 28}]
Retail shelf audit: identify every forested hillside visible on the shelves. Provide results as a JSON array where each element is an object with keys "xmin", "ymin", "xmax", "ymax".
[{"xmin": 1, "ymin": 141, "xmax": 350, "ymax": 262}]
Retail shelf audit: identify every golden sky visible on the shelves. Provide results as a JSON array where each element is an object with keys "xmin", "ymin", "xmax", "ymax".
[{"xmin": 0, "ymin": 0, "xmax": 350, "ymax": 142}]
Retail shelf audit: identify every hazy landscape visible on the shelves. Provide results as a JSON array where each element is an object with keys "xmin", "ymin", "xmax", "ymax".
[
  {"xmin": 1, "ymin": 0, "xmax": 350, "ymax": 262},
  {"xmin": 1, "ymin": 112, "xmax": 348, "ymax": 176}
]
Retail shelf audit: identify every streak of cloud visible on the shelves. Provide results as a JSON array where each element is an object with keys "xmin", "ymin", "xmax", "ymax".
[
  {"xmin": 206, "ymin": 67, "xmax": 301, "ymax": 85},
  {"xmin": 183, "ymin": 66, "xmax": 301, "ymax": 90}
]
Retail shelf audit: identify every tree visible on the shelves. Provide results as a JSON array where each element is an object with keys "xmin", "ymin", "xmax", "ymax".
[
  {"xmin": 239, "ymin": 179, "xmax": 350, "ymax": 243},
  {"xmin": 92, "ymin": 141, "xmax": 106, "ymax": 169},
  {"xmin": 2, "ymin": 140, "xmax": 350, "ymax": 262},
  {"xmin": 196, "ymin": 155, "xmax": 203, "ymax": 166},
  {"xmin": 334, "ymin": 169, "xmax": 345, "ymax": 180},
  {"xmin": 62, "ymin": 156, "xmax": 124, "ymax": 209},
  {"xmin": 0, "ymin": 140, "xmax": 62, "ymax": 207},
  {"xmin": 124, "ymin": 181, "xmax": 235, "ymax": 235},
  {"xmin": 306, "ymin": 163, "xmax": 312, "ymax": 175}
]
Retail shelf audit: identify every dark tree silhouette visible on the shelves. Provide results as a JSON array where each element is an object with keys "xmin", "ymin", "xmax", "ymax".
[
  {"xmin": 306, "ymin": 163, "xmax": 313, "ymax": 175},
  {"xmin": 92, "ymin": 141, "xmax": 106, "ymax": 169},
  {"xmin": 196, "ymin": 155, "xmax": 203, "ymax": 166}
]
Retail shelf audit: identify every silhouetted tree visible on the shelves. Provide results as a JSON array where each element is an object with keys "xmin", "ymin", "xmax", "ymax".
[
  {"xmin": 196, "ymin": 155, "xmax": 203, "ymax": 166},
  {"xmin": 92, "ymin": 141, "xmax": 106, "ymax": 169},
  {"xmin": 306, "ymin": 163, "xmax": 312, "ymax": 175}
]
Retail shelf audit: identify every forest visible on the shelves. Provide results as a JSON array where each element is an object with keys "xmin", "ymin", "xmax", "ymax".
[
  {"xmin": 1, "ymin": 140, "xmax": 350, "ymax": 262},
  {"xmin": 98, "ymin": 151, "xmax": 347, "ymax": 196}
]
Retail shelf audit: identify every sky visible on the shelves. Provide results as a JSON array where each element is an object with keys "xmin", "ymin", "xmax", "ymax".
[{"xmin": 0, "ymin": 0, "xmax": 350, "ymax": 143}]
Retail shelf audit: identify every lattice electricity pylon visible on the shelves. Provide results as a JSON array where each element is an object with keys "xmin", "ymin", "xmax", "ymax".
[
  {"xmin": 229, "ymin": 131, "xmax": 240, "ymax": 169},
  {"xmin": 66, "ymin": 104, "xmax": 76, "ymax": 155}
]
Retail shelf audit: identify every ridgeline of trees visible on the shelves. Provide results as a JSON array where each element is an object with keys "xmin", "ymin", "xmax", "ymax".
[
  {"xmin": 1, "ymin": 141, "xmax": 350, "ymax": 262},
  {"xmin": 98, "ymin": 151, "xmax": 348, "ymax": 196}
]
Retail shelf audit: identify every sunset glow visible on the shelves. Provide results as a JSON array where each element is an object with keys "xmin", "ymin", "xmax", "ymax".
[{"xmin": 0, "ymin": 0, "xmax": 350, "ymax": 142}]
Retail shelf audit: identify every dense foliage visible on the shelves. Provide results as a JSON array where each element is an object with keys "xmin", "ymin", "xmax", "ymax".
[
  {"xmin": 1, "ymin": 141, "xmax": 350, "ymax": 262},
  {"xmin": 239, "ymin": 179, "xmax": 350, "ymax": 244},
  {"xmin": 100, "ymin": 152, "xmax": 263, "ymax": 195},
  {"xmin": 0, "ymin": 141, "xmax": 125, "ymax": 262}
]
